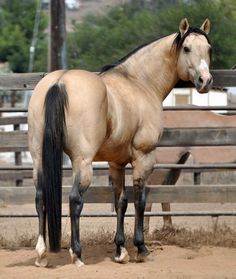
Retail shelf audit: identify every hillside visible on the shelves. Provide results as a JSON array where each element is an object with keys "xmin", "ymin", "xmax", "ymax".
[{"xmin": 66, "ymin": 0, "xmax": 131, "ymax": 27}]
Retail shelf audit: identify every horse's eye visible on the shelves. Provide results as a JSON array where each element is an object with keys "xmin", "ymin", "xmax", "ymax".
[{"xmin": 183, "ymin": 46, "xmax": 190, "ymax": 53}]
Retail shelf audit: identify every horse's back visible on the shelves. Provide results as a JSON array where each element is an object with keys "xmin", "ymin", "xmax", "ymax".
[{"xmin": 29, "ymin": 69, "xmax": 106, "ymax": 111}]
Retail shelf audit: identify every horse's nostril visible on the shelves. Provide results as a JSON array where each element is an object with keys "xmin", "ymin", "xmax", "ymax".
[{"xmin": 198, "ymin": 77, "xmax": 203, "ymax": 84}]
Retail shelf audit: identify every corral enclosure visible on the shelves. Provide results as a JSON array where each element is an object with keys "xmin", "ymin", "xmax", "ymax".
[
  {"xmin": 0, "ymin": 70, "xmax": 236, "ymax": 216},
  {"xmin": 0, "ymin": 71, "xmax": 236, "ymax": 278}
]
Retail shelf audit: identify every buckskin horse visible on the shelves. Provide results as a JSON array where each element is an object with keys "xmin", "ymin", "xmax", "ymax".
[{"xmin": 28, "ymin": 18, "xmax": 212, "ymax": 267}]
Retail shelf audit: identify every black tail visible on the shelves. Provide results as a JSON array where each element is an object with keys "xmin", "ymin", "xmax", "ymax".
[
  {"xmin": 41, "ymin": 83, "xmax": 68, "ymax": 252},
  {"xmin": 163, "ymin": 151, "xmax": 190, "ymax": 185}
]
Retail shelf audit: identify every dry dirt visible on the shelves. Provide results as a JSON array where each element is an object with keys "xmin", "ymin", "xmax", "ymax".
[
  {"xmin": 1, "ymin": 245, "xmax": 236, "ymax": 279},
  {"xmin": 1, "ymin": 203, "xmax": 236, "ymax": 279}
]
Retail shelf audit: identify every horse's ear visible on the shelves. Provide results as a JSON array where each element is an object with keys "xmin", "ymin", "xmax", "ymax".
[
  {"xmin": 179, "ymin": 18, "xmax": 189, "ymax": 37},
  {"xmin": 200, "ymin": 18, "xmax": 210, "ymax": 34}
]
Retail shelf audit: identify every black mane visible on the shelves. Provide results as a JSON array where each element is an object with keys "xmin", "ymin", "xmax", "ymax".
[
  {"xmin": 99, "ymin": 27, "xmax": 211, "ymax": 74},
  {"xmin": 173, "ymin": 27, "xmax": 211, "ymax": 51}
]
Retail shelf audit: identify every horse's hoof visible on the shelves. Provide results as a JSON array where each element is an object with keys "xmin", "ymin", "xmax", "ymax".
[
  {"xmin": 69, "ymin": 248, "xmax": 85, "ymax": 268},
  {"xmin": 35, "ymin": 256, "xmax": 48, "ymax": 267},
  {"xmin": 74, "ymin": 259, "xmax": 85, "ymax": 268},
  {"xmin": 114, "ymin": 247, "xmax": 130, "ymax": 264},
  {"xmin": 35, "ymin": 235, "xmax": 47, "ymax": 267},
  {"xmin": 135, "ymin": 246, "xmax": 150, "ymax": 263}
]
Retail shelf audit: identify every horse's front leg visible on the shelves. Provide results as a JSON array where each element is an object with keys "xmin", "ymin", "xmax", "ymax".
[
  {"xmin": 132, "ymin": 150, "xmax": 156, "ymax": 262},
  {"xmin": 69, "ymin": 159, "xmax": 92, "ymax": 267},
  {"xmin": 109, "ymin": 163, "xmax": 129, "ymax": 263}
]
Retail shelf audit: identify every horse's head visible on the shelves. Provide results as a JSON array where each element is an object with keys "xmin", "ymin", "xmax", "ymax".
[{"xmin": 175, "ymin": 18, "xmax": 213, "ymax": 93}]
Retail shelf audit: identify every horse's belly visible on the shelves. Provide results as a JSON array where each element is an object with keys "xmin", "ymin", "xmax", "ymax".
[{"xmin": 94, "ymin": 141, "xmax": 131, "ymax": 164}]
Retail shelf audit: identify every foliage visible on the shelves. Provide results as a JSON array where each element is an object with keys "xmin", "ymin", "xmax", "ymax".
[
  {"xmin": 67, "ymin": 0, "xmax": 236, "ymax": 71},
  {"xmin": 0, "ymin": 0, "xmax": 235, "ymax": 72},
  {"xmin": 155, "ymin": 0, "xmax": 236, "ymax": 68},
  {"xmin": 67, "ymin": 4, "xmax": 159, "ymax": 71},
  {"xmin": 0, "ymin": 0, "xmax": 47, "ymax": 72}
]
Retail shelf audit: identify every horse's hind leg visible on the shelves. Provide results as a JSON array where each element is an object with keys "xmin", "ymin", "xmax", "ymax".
[
  {"xmin": 33, "ymin": 162, "xmax": 48, "ymax": 267},
  {"xmin": 69, "ymin": 157, "xmax": 93, "ymax": 267},
  {"xmin": 132, "ymin": 150, "xmax": 156, "ymax": 262},
  {"xmin": 109, "ymin": 163, "xmax": 130, "ymax": 264}
]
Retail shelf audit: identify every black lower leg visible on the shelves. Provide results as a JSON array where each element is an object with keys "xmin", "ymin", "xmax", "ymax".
[
  {"xmin": 133, "ymin": 178, "xmax": 149, "ymax": 256},
  {"xmin": 69, "ymin": 176, "xmax": 84, "ymax": 259},
  {"xmin": 35, "ymin": 174, "xmax": 46, "ymax": 239},
  {"xmin": 114, "ymin": 193, "xmax": 128, "ymax": 256}
]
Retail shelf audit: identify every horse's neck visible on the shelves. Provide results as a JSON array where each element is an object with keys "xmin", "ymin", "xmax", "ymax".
[{"xmin": 121, "ymin": 34, "xmax": 179, "ymax": 101}]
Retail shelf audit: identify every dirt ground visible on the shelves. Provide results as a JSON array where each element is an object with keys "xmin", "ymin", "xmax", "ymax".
[
  {"xmin": 1, "ymin": 244, "xmax": 236, "ymax": 279},
  {"xmin": 1, "ymin": 202, "xmax": 236, "ymax": 278}
]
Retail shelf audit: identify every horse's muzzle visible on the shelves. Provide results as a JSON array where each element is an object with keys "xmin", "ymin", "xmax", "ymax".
[{"xmin": 195, "ymin": 74, "xmax": 213, "ymax": 93}]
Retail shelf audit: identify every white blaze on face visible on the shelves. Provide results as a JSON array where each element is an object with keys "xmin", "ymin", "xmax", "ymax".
[{"xmin": 198, "ymin": 59, "xmax": 209, "ymax": 72}]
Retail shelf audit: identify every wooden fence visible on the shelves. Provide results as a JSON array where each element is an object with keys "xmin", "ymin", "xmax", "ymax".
[{"xmin": 0, "ymin": 70, "xmax": 236, "ymax": 218}]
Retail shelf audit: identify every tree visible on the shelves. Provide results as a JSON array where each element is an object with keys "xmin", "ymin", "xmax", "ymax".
[
  {"xmin": 67, "ymin": 4, "xmax": 159, "ymax": 71},
  {"xmin": 67, "ymin": 0, "xmax": 236, "ymax": 71},
  {"xmin": 0, "ymin": 0, "xmax": 47, "ymax": 72},
  {"xmin": 0, "ymin": 0, "xmax": 235, "ymax": 72},
  {"xmin": 155, "ymin": 0, "xmax": 236, "ymax": 68}
]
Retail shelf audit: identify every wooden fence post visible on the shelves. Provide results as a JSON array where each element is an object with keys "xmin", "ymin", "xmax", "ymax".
[
  {"xmin": 48, "ymin": 0, "xmax": 67, "ymax": 71},
  {"xmin": 194, "ymin": 171, "xmax": 201, "ymax": 185},
  {"xmin": 14, "ymin": 123, "xmax": 23, "ymax": 186}
]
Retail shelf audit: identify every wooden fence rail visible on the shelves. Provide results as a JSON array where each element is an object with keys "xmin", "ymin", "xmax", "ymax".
[
  {"xmin": 1, "ymin": 185, "xmax": 236, "ymax": 218},
  {"xmin": 0, "ymin": 70, "xmax": 236, "ymax": 218},
  {"xmin": 1, "ymin": 127, "xmax": 236, "ymax": 153},
  {"xmin": 1, "ymin": 185, "xmax": 236, "ymax": 205},
  {"xmin": 0, "ymin": 70, "xmax": 235, "ymax": 90}
]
